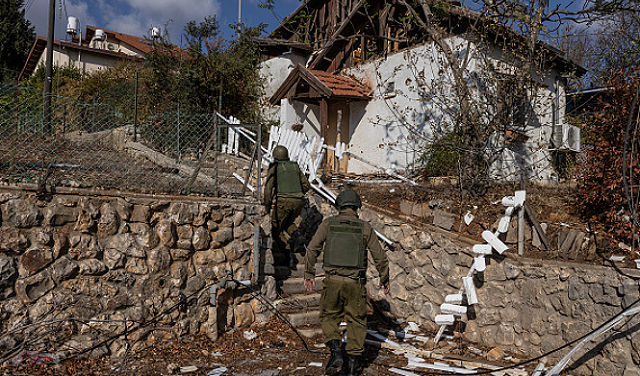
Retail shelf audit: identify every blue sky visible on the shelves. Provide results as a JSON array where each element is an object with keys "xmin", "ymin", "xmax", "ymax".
[{"xmin": 24, "ymin": 0, "xmax": 302, "ymax": 45}]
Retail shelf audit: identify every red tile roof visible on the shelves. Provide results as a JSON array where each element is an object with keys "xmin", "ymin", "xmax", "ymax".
[
  {"xmin": 309, "ymin": 69, "xmax": 370, "ymax": 98},
  {"xmin": 270, "ymin": 64, "xmax": 370, "ymax": 105}
]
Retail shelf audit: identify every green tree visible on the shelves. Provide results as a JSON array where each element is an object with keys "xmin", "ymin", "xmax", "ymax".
[
  {"xmin": 0, "ymin": 0, "xmax": 36, "ymax": 84},
  {"xmin": 144, "ymin": 17, "xmax": 265, "ymax": 121}
]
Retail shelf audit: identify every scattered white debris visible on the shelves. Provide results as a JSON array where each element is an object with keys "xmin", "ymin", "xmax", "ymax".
[
  {"xmin": 367, "ymin": 330, "xmax": 402, "ymax": 348},
  {"xmin": 180, "ymin": 365, "xmax": 198, "ymax": 373},
  {"xmin": 210, "ymin": 352, "xmax": 223, "ymax": 357},
  {"xmin": 390, "ymin": 367, "xmax": 420, "ymax": 376},
  {"xmin": 464, "ymin": 211, "xmax": 474, "ymax": 225},
  {"xmin": 560, "ymin": 222, "xmax": 570, "ymax": 227},
  {"xmin": 467, "ymin": 347, "xmax": 487, "ymax": 357},
  {"xmin": 407, "ymin": 360, "xmax": 476, "ymax": 374},
  {"xmin": 501, "ymin": 196, "xmax": 516, "ymax": 207},
  {"xmin": 532, "ymin": 360, "xmax": 546, "ymax": 376},
  {"xmin": 390, "ymin": 188, "xmax": 396, "ymax": 193},
  {"xmin": 313, "ymin": 343, "xmax": 326, "ymax": 348},
  {"xmin": 635, "ymin": 259, "xmax": 640, "ymax": 269},
  {"xmin": 619, "ymin": 242, "xmax": 632, "ymax": 252},
  {"xmin": 609, "ymin": 255, "xmax": 626, "ymax": 262},
  {"xmin": 309, "ymin": 362, "xmax": 323, "ymax": 367},
  {"xmin": 295, "ymin": 367, "xmax": 306, "ymax": 370},
  {"xmin": 406, "ymin": 322, "xmax": 420, "ymax": 332},
  {"xmin": 207, "ymin": 367, "xmax": 227, "ymax": 376},
  {"xmin": 243, "ymin": 330, "xmax": 257, "ymax": 340}
]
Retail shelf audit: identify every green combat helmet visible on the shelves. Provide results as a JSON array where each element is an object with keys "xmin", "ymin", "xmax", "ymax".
[
  {"xmin": 273, "ymin": 145, "xmax": 289, "ymax": 161},
  {"xmin": 335, "ymin": 189, "xmax": 362, "ymax": 209}
]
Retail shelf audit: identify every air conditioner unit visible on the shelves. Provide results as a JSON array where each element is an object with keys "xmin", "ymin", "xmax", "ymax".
[
  {"xmin": 107, "ymin": 43, "xmax": 117, "ymax": 51},
  {"xmin": 552, "ymin": 123, "xmax": 580, "ymax": 152}
]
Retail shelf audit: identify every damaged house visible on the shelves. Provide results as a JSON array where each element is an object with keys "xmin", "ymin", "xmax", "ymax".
[{"xmin": 257, "ymin": 0, "xmax": 585, "ymax": 183}]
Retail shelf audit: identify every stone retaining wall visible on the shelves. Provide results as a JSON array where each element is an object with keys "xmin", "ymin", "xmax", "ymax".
[
  {"xmin": 357, "ymin": 207, "xmax": 640, "ymax": 376},
  {"xmin": 0, "ymin": 187, "xmax": 275, "ymax": 360},
  {"xmin": 2, "ymin": 185, "xmax": 640, "ymax": 375}
]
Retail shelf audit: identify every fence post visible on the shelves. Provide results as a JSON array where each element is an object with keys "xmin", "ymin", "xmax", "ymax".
[{"xmin": 134, "ymin": 71, "xmax": 138, "ymax": 142}]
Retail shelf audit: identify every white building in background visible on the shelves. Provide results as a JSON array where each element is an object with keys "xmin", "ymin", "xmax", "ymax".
[
  {"xmin": 257, "ymin": 0, "xmax": 585, "ymax": 184},
  {"xmin": 19, "ymin": 25, "xmax": 154, "ymax": 80}
]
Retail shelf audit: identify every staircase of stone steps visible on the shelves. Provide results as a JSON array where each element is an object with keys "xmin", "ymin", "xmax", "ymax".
[{"xmin": 274, "ymin": 252, "xmax": 325, "ymax": 339}]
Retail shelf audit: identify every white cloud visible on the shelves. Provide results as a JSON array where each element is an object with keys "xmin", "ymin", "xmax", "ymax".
[{"xmin": 26, "ymin": 0, "xmax": 221, "ymax": 43}]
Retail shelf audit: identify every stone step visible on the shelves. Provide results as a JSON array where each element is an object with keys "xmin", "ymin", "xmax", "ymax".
[
  {"xmin": 279, "ymin": 277, "xmax": 323, "ymax": 295},
  {"xmin": 274, "ymin": 263, "xmax": 323, "ymax": 279},
  {"xmin": 297, "ymin": 326, "xmax": 323, "ymax": 339},
  {"xmin": 286, "ymin": 310, "xmax": 320, "ymax": 327},
  {"xmin": 277, "ymin": 293, "xmax": 321, "ymax": 310}
]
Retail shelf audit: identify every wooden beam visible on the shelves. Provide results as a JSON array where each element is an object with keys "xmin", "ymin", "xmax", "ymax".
[
  {"xmin": 524, "ymin": 202, "xmax": 552, "ymax": 251},
  {"xmin": 309, "ymin": 2, "xmax": 363, "ymax": 69}
]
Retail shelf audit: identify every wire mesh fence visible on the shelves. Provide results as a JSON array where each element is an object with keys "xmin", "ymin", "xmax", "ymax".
[{"xmin": 0, "ymin": 84, "xmax": 262, "ymax": 198}]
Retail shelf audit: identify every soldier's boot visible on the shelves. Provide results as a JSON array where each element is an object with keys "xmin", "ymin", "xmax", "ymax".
[
  {"xmin": 324, "ymin": 340, "xmax": 343, "ymax": 375},
  {"xmin": 343, "ymin": 354, "xmax": 362, "ymax": 376}
]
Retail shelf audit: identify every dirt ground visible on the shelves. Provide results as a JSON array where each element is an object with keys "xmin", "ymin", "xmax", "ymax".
[{"xmin": 0, "ymin": 313, "xmax": 535, "ymax": 376}]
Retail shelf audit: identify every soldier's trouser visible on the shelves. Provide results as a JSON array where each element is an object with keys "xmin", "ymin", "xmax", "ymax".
[
  {"xmin": 320, "ymin": 277, "xmax": 367, "ymax": 356},
  {"xmin": 271, "ymin": 197, "xmax": 304, "ymax": 252}
]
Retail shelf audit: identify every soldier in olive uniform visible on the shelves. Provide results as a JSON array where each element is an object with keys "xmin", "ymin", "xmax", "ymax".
[
  {"xmin": 304, "ymin": 190, "xmax": 389, "ymax": 376},
  {"xmin": 263, "ymin": 145, "xmax": 310, "ymax": 269}
]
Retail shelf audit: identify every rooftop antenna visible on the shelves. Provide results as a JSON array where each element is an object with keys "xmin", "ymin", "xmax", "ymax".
[{"xmin": 238, "ymin": 0, "xmax": 242, "ymax": 23}]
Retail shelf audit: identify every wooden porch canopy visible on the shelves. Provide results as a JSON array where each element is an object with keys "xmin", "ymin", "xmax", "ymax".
[{"xmin": 269, "ymin": 64, "xmax": 370, "ymax": 106}]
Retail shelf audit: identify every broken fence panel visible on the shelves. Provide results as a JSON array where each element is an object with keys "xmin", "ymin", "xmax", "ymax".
[
  {"xmin": 440, "ymin": 303, "xmax": 467, "ymax": 315},
  {"xmin": 498, "ymin": 216, "xmax": 511, "ymax": 233},
  {"xmin": 445, "ymin": 294, "xmax": 463, "ymax": 304},
  {"xmin": 482, "ymin": 230, "xmax": 509, "ymax": 254},
  {"xmin": 514, "ymin": 190, "xmax": 526, "ymax": 207},
  {"xmin": 472, "ymin": 244, "xmax": 492, "ymax": 255},
  {"xmin": 546, "ymin": 305, "xmax": 640, "ymax": 376},
  {"xmin": 390, "ymin": 367, "xmax": 420, "ymax": 376},
  {"xmin": 462, "ymin": 276, "xmax": 478, "ymax": 305},
  {"xmin": 474, "ymin": 255, "xmax": 486, "ymax": 272},
  {"xmin": 407, "ymin": 360, "xmax": 476, "ymax": 374},
  {"xmin": 435, "ymin": 314, "xmax": 455, "ymax": 325}
]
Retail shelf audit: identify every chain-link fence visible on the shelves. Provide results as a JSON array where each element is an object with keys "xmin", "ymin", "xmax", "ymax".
[{"xmin": 0, "ymin": 84, "xmax": 263, "ymax": 198}]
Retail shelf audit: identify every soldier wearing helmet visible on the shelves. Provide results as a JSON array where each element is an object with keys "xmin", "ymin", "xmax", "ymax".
[
  {"xmin": 304, "ymin": 189, "xmax": 389, "ymax": 376},
  {"xmin": 263, "ymin": 145, "xmax": 310, "ymax": 269}
]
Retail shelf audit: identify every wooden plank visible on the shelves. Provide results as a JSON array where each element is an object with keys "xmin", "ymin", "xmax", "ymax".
[{"xmin": 524, "ymin": 201, "xmax": 551, "ymax": 251}]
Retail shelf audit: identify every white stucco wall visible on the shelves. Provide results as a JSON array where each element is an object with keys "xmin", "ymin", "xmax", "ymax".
[
  {"xmin": 259, "ymin": 53, "xmax": 309, "ymax": 123},
  {"xmin": 263, "ymin": 35, "xmax": 568, "ymax": 182}
]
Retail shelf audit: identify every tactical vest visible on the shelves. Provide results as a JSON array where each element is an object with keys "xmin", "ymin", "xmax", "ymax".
[
  {"xmin": 324, "ymin": 216, "xmax": 366, "ymax": 269},
  {"xmin": 276, "ymin": 161, "xmax": 303, "ymax": 194}
]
